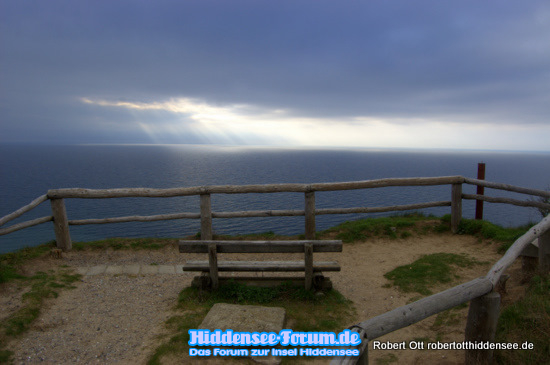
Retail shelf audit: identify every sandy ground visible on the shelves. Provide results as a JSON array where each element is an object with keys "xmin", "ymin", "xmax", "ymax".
[{"xmin": 2, "ymin": 230, "xmax": 527, "ymax": 365}]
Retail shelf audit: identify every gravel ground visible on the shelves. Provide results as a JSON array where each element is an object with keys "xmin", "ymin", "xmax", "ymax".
[
  {"xmin": 11, "ymin": 274, "xmax": 188, "ymax": 364},
  {"xmin": 3, "ymin": 234, "xmax": 524, "ymax": 365}
]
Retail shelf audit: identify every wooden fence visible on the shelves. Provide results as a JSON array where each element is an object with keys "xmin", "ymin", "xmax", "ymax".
[
  {"xmin": 1, "ymin": 176, "xmax": 550, "ymax": 251},
  {"xmin": 1, "ymin": 176, "xmax": 550, "ymax": 363}
]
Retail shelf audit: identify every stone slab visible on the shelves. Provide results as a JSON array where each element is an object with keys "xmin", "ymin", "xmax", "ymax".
[
  {"xmin": 75, "ymin": 267, "xmax": 90, "ymax": 276},
  {"xmin": 158, "ymin": 265, "xmax": 175, "ymax": 274},
  {"xmin": 199, "ymin": 303, "xmax": 285, "ymax": 333},
  {"xmin": 140, "ymin": 265, "xmax": 159, "ymax": 274},
  {"xmin": 199, "ymin": 304, "xmax": 285, "ymax": 365},
  {"xmin": 77, "ymin": 264, "xmax": 196, "ymax": 275},
  {"xmin": 86, "ymin": 265, "xmax": 107, "ymax": 275},
  {"xmin": 105, "ymin": 265, "xmax": 123, "ymax": 274},
  {"xmin": 123, "ymin": 264, "xmax": 140, "ymax": 275}
]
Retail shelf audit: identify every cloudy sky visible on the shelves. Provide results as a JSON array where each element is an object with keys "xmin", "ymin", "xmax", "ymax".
[{"xmin": 1, "ymin": 0, "xmax": 549, "ymax": 151}]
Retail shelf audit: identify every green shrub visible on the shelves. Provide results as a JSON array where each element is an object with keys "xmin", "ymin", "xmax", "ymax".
[{"xmin": 495, "ymin": 275, "xmax": 550, "ymax": 364}]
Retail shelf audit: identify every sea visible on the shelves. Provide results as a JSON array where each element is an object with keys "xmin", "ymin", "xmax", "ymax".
[{"xmin": 1, "ymin": 144, "xmax": 549, "ymax": 254}]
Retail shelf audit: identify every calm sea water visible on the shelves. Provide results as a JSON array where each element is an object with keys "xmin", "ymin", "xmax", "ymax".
[{"xmin": 1, "ymin": 144, "xmax": 549, "ymax": 254}]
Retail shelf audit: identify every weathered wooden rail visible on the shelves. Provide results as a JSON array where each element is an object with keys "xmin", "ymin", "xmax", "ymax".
[
  {"xmin": 2, "ymin": 176, "xmax": 550, "ymax": 364},
  {"xmin": 2, "ymin": 176, "xmax": 550, "ymax": 252}
]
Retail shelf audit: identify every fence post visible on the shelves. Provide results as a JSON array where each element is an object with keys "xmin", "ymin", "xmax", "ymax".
[
  {"xmin": 475, "ymin": 163, "xmax": 486, "ymax": 220},
  {"xmin": 357, "ymin": 345, "xmax": 368, "ymax": 365},
  {"xmin": 305, "ymin": 191, "xmax": 316, "ymax": 240},
  {"xmin": 50, "ymin": 198, "xmax": 72, "ymax": 251},
  {"xmin": 451, "ymin": 183, "xmax": 462, "ymax": 233},
  {"xmin": 464, "ymin": 291, "xmax": 501, "ymax": 364},
  {"xmin": 200, "ymin": 194, "xmax": 213, "ymax": 240},
  {"xmin": 539, "ymin": 228, "xmax": 550, "ymax": 273}
]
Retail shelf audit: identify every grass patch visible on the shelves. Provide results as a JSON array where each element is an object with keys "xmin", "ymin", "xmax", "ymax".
[
  {"xmin": 209, "ymin": 231, "xmax": 294, "ymax": 241},
  {"xmin": 494, "ymin": 274, "xmax": 550, "ymax": 364},
  {"xmin": 2, "ymin": 269, "xmax": 81, "ymax": 337},
  {"xmin": 0, "ymin": 241, "xmax": 57, "ymax": 284},
  {"xmin": 195, "ymin": 230, "xmax": 292, "ymax": 241},
  {"xmin": 445, "ymin": 215, "xmax": 532, "ymax": 253},
  {"xmin": 0, "ymin": 268, "xmax": 82, "ymax": 363},
  {"xmin": 0, "ymin": 243, "xmax": 82, "ymax": 363},
  {"xmin": 320, "ymin": 213, "xmax": 437, "ymax": 243},
  {"xmin": 0, "ymin": 263, "xmax": 24, "ymax": 284},
  {"xmin": 72, "ymin": 237, "xmax": 176, "ymax": 251},
  {"xmin": 383, "ymin": 253, "xmax": 482, "ymax": 295},
  {"xmin": 148, "ymin": 281, "xmax": 355, "ymax": 364},
  {"xmin": 73, "ymin": 234, "xmax": 294, "ymax": 252},
  {"xmin": 230, "ymin": 231, "xmax": 279, "ymax": 239},
  {"xmin": 0, "ymin": 349, "xmax": 14, "ymax": 363}
]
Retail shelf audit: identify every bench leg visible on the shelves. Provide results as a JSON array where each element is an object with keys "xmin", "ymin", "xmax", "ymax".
[
  {"xmin": 208, "ymin": 242, "xmax": 219, "ymax": 290},
  {"xmin": 304, "ymin": 241, "xmax": 313, "ymax": 290}
]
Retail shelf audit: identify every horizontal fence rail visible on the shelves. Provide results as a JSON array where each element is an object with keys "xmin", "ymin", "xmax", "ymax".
[
  {"xmin": 0, "ymin": 194, "xmax": 48, "ymax": 227},
  {"xmin": 0, "ymin": 216, "xmax": 53, "ymax": 236},
  {"xmin": 357, "ymin": 277, "xmax": 494, "ymax": 339},
  {"xmin": 464, "ymin": 177, "xmax": 550, "ymax": 198},
  {"xmin": 315, "ymin": 201, "xmax": 451, "ymax": 215},
  {"xmin": 63, "ymin": 202, "xmax": 452, "ymax": 226},
  {"xmin": 462, "ymin": 193, "xmax": 550, "ymax": 210},
  {"xmin": 45, "ymin": 176, "xmax": 465, "ymax": 198},
  {"xmin": 486, "ymin": 215, "xmax": 550, "ymax": 286},
  {"xmin": 332, "ymin": 276, "xmax": 495, "ymax": 365},
  {"xmin": 67, "ymin": 212, "xmax": 202, "ymax": 225}
]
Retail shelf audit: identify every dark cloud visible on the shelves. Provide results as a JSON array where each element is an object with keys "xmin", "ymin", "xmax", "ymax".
[{"xmin": 1, "ymin": 0, "xmax": 549, "ymax": 146}]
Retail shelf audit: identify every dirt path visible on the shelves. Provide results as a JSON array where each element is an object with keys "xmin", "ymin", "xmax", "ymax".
[{"xmin": 3, "ymin": 232, "xmax": 525, "ymax": 364}]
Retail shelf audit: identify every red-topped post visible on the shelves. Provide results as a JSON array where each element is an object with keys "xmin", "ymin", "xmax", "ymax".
[{"xmin": 475, "ymin": 163, "xmax": 486, "ymax": 220}]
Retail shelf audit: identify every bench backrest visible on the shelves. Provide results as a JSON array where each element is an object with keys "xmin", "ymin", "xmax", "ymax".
[
  {"xmin": 179, "ymin": 240, "xmax": 342, "ymax": 253},
  {"xmin": 179, "ymin": 239, "xmax": 342, "ymax": 290}
]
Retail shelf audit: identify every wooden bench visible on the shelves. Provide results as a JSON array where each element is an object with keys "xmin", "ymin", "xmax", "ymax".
[{"xmin": 179, "ymin": 240, "xmax": 343, "ymax": 290}]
